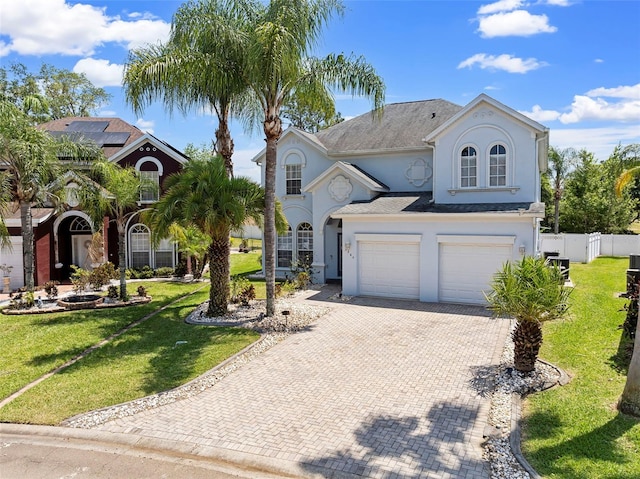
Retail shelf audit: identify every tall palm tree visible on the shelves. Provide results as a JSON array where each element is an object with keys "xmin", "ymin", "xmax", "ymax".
[
  {"xmin": 81, "ymin": 159, "xmax": 145, "ymax": 300},
  {"xmin": 123, "ymin": 0, "xmax": 250, "ymax": 178},
  {"xmin": 485, "ymin": 256, "xmax": 571, "ymax": 373},
  {"xmin": 243, "ymin": 0, "xmax": 385, "ymax": 315},
  {"xmin": 0, "ymin": 100, "xmax": 95, "ymax": 290},
  {"xmin": 0, "ymin": 170, "xmax": 10, "ymax": 248},
  {"xmin": 145, "ymin": 156, "xmax": 268, "ymax": 316}
]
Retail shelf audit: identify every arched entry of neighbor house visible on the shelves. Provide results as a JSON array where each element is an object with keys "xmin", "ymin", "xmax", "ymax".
[
  {"xmin": 323, "ymin": 216, "xmax": 342, "ymax": 283},
  {"xmin": 53, "ymin": 212, "xmax": 95, "ymax": 281}
]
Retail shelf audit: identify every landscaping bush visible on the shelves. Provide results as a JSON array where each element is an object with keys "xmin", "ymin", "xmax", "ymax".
[
  {"xmin": 154, "ymin": 267, "xmax": 174, "ymax": 278},
  {"xmin": 126, "ymin": 266, "xmax": 154, "ymax": 279},
  {"xmin": 70, "ymin": 266, "xmax": 90, "ymax": 294},
  {"xmin": 173, "ymin": 261, "xmax": 187, "ymax": 278},
  {"xmin": 43, "ymin": 280, "xmax": 59, "ymax": 300},
  {"xmin": 107, "ymin": 285, "xmax": 119, "ymax": 299},
  {"xmin": 230, "ymin": 275, "xmax": 251, "ymax": 303},
  {"xmin": 137, "ymin": 285, "xmax": 147, "ymax": 297},
  {"xmin": 89, "ymin": 262, "xmax": 117, "ymax": 290}
]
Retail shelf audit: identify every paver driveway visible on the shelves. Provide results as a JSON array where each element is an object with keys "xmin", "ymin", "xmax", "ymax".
[{"xmin": 96, "ymin": 291, "xmax": 509, "ymax": 478}]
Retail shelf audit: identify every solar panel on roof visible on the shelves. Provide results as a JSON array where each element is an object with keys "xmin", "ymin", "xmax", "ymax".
[
  {"xmin": 48, "ymin": 131, "xmax": 130, "ymax": 147},
  {"xmin": 66, "ymin": 121, "xmax": 109, "ymax": 132}
]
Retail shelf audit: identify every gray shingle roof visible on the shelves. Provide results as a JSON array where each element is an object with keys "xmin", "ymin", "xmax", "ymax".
[
  {"xmin": 333, "ymin": 192, "xmax": 532, "ymax": 215},
  {"xmin": 314, "ymin": 99, "xmax": 463, "ymax": 153}
]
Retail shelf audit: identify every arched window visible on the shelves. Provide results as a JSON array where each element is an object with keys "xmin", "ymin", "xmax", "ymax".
[
  {"xmin": 489, "ymin": 144, "xmax": 507, "ymax": 186},
  {"xmin": 135, "ymin": 157, "xmax": 162, "ymax": 202},
  {"xmin": 460, "ymin": 146, "xmax": 477, "ymax": 188},
  {"xmin": 277, "ymin": 226, "xmax": 293, "ymax": 268},
  {"xmin": 129, "ymin": 224, "xmax": 151, "ymax": 268},
  {"xmin": 69, "ymin": 216, "xmax": 92, "ymax": 233},
  {"xmin": 296, "ymin": 222, "xmax": 313, "ymax": 266},
  {"xmin": 284, "ymin": 151, "xmax": 304, "ymax": 195}
]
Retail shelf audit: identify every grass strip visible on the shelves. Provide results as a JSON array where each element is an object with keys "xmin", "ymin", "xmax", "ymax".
[{"xmin": 522, "ymin": 257, "xmax": 640, "ymax": 478}]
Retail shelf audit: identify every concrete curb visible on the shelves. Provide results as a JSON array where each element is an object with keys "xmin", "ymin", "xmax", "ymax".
[{"xmin": 509, "ymin": 359, "xmax": 571, "ymax": 479}]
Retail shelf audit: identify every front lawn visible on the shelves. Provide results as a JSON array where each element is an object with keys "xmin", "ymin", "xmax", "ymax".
[
  {"xmin": 522, "ymin": 257, "xmax": 640, "ymax": 478},
  {"xmin": 0, "ymin": 281, "xmax": 259, "ymax": 425}
]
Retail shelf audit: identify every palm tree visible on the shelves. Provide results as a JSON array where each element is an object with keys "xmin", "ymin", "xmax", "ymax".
[
  {"xmin": 243, "ymin": 0, "xmax": 385, "ymax": 315},
  {"xmin": 0, "ymin": 100, "xmax": 95, "ymax": 290},
  {"xmin": 485, "ymin": 256, "xmax": 571, "ymax": 373},
  {"xmin": 145, "ymin": 156, "xmax": 269, "ymax": 316},
  {"xmin": 81, "ymin": 159, "xmax": 145, "ymax": 300},
  {"xmin": 0, "ymin": 170, "xmax": 10, "ymax": 248},
  {"xmin": 123, "ymin": 0, "xmax": 250, "ymax": 178},
  {"xmin": 548, "ymin": 146, "xmax": 576, "ymax": 234}
]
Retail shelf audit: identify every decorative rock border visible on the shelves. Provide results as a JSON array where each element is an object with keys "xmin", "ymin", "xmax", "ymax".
[{"xmin": 1, "ymin": 295, "xmax": 151, "ymax": 315}]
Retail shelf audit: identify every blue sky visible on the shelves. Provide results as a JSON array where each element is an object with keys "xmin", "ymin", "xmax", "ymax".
[{"xmin": 1, "ymin": 0, "xmax": 639, "ymax": 182}]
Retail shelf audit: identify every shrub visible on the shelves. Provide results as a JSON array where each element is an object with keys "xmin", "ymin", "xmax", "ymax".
[
  {"xmin": 89, "ymin": 262, "xmax": 117, "ymax": 290},
  {"xmin": 238, "ymin": 284, "xmax": 256, "ymax": 306},
  {"xmin": 154, "ymin": 267, "xmax": 174, "ymax": 278},
  {"xmin": 23, "ymin": 291, "xmax": 35, "ymax": 308},
  {"xmin": 278, "ymin": 281, "xmax": 296, "ymax": 297},
  {"xmin": 173, "ymin": 261, "xmax": 187, "ymax": 278},
  {"xmin": 230, "ymin": 275, "xmax": 251, "ymax": 303},
  {"xmin": 136, "ymin": 285, "xmax": 147, "ymax": 297},
  {"xmin": 43, "ymin": 280, "xmax": 59, "ymax": 300},
  {"xmin": 107, "ymin": 285, "xmax": 119, "ymax": 299},
  {"xmin": 70, "ymin": 266, "xmax": 90, "ymax": 294}
]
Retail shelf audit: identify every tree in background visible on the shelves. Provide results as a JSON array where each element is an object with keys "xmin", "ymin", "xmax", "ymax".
[
  {"xmin": 242, "ymin": 0, "xmax": 385, "ymax": 316},
  {"xmin": 560, "ymin": 148, "xmax": 637, "ymax": 233},
  {"xmin": 280, "ymin": 88, "xmax": 344, "ymax": 133},
  {"xmin": 547, "ymin": 146, "xmax": 577, "ymax": 234},
  {"xmin": 486, "ymin": 257, "xmax": 571, "ymax": 373},
  {"xmin": 0, "ymin": 100, "xmax": 97, "ymax": 291},
  {"xmin": 614, "ymin": 144, "xmax": 640, "ymax": 210},
  {"xmin": 0, "ymin": 63, "xmax": 111, "ymax": 123},
  {"xmin": 145, "ymin": 156, "xmax": 269, "ymax": 316}
]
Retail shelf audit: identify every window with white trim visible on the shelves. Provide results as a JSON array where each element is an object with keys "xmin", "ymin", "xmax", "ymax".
[
  {"xmin": 286, "ymin": 164, "xmax": 302, "ymax": 195},
  {"xmin": 460, "ymin": 146, "xmax": 477, "ymax": 188},
  {"xmin": 139, "ymin": 170, "xmax": 159, "ymax": 202},
  {"xmin": 489, "ymin": 144, "xmax": 507, "ymax": 186},
  {"xmin": 296, "ymin": 222, "xmax": 313, "ymax": 266},
  {"xmin": 155, "ymin": 238, "xmax": 175, "ymax": 268},
  {"xmin": 277, "ymin": 227, "xmax": 293, "ymax": 268},
  {"xmin": 130, "ymin": 224, "xmax": 151, "ymax": 268}
]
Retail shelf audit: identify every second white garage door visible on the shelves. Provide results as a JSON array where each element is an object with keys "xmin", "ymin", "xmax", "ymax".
[
  {"xmin": 358, "ymin": 240, "xmax": 420, "ymax": 300},
  {"xmin": 439, "ymin": 242, "xmax": 513, "ymax": 304}
]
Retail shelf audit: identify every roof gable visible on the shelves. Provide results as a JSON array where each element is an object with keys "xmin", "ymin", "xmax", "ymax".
[
  {"xmin": 251, "ymin": 127, "xmax": 327, "ymax": 164},
  {"xmin": 303, "ymin": 161, "xmax": 389, "ymax": 194},
  {"xmin": 108, "ymin": 133, "xmax": 189, "ymax": 165},
  {"xmin": 422, "ymin": 93, "xmax": 548, "ymax": 143}
]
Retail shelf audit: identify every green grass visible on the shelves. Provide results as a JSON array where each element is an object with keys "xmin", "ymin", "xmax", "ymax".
[
  {"xmin": 0, "ymin": 281, "xmax": 258, "ymax": 425},
  {"xmin": 522, "ymin": 257, "xmax": 640, "ymax": 478}
]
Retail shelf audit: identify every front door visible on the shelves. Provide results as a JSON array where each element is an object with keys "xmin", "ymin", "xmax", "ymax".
[{"xmin": 72, "ymin": 234, "xmax": 94, "ymax": 270}]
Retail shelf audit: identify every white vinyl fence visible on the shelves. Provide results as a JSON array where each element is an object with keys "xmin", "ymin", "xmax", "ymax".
[{"xmin": 540, "ymin": 232, "xmax": 639, "ymax": 263}]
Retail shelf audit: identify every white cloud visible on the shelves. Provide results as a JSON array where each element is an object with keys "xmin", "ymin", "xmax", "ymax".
[
  {"xmin": 550, "ymin": 125, "xmax": 640, "ymax": 161},
  {"xmin": 519, "ymin": 105, "xmax": 561, "ymax": 122},
  {"xmin": 543, "ymin": 0, "xmax": 572, "ymax": 6},
  {"xmin": 135, "ymin": 118, "xmax": 155, "ymax": 134},
  {"xmin": 73, "ymin": 58, "xmax": 123, "ymax": 87},
  {"xmin": 0, "ymin": 0, "xmax": 170, "ymax": 57},
  {"xmin": 458, "ymin": 53, "xmax": 547, "ymax": 73},
  {"xmin": 477, "ymin": 0, "xmax": 525, "ymax": 15},
  {"xmin": 98, "ymin": 109, "xmax": 117, "ymax": 117},
  {"xmin": 586, "ymin": 83, "xmax": 640, "ymax": 100},
  {"xmin": 478, "ymin": 10, "xmax": 557, "ymax": 37},
  {"xmin": 594, "ymin": 58, "xmax": 604, "ymax": 64},
  {"xmin": 559, "ymin": 95, "xmax": 640, "ymax": 124}
]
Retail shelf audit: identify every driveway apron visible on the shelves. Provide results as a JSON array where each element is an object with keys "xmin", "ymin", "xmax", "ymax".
[{"xmin": 96, "ymin": 293, "xmax": 509, "ymax": 478}]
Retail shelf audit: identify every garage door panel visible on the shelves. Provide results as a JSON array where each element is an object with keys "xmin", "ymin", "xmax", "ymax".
[
  {"xmin": 439, "ymin": 244, "xmax": 512, "ymax": 304},
  {"xmin": 359, "ymin": 241, "xmax": 419, "ymax": 299}
]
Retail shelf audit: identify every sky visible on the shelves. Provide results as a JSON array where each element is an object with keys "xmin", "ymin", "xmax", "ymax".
[{"xmin": 1, "ymin": 0, "xmax": 639, "ymax": 182}]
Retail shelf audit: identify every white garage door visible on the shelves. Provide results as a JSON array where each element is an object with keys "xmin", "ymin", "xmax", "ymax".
[
  {"xmin": 358, "ymin": 240, "xmax": 420, "ymax": 299},
  {"xmin": 439, "ymin": 243, "xmax": 512, "ymax": 304}
]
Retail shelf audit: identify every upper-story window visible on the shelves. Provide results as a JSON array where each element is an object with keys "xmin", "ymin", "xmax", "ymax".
[
  {"xmin": 135, "ymin": 156, "xmax": 163, "ymax": 203},
  {"xmin": 460, "ymin": 146, "xmax": 477, "ymax": 188},
  {"xmin": 130, "ymin": 223, "xmax": 151, "ymax": 269},
  {"xmin": 286, "ymin": 164, "xmax": 302, "ymax": 195},
  {"xmin": 489, "ymin": 144, "xmax": 507, "ymax": 187},
  {"xmin": 277, "ymin": 226, "xmax": 293, "ymax": 268}
]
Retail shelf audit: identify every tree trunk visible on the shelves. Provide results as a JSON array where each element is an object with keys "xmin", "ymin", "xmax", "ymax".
[
  {"xmin": 207, "ymin": 232, "xmax": 230, "ymax": 317},
  {"xmin": 263, "ymin": 113, "xmax": 282, "ymax": 317},
  {"xmin": 619, "ymin": 299, "xmax": 640, "ymax": 417},
  {"xmin": 20, "ymin": 201, "xmax": 35, "ymax": 292},
  {"xmin": 512, "ymin": 320, "xmax": 543, "ymax": 373},
  {"xmin": 117, "ymin": 219, "xmax": 127, "ymax": 300},
  {"xmin": 554, "ymin": 182, "xmax": 561, "ymax": 234},
  {"xmin": 215, "ymin": 116, "xmax": 234, "ymax": 179}
]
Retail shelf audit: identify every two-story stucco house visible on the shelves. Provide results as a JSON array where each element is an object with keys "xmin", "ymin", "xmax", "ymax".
[
  {"xmin": 0, "ymin": 117, "xmax": 187, "ymax": 289},
  {"xmin": 253, "ymin": 94, "xmax": 549, "ymax": 304}
]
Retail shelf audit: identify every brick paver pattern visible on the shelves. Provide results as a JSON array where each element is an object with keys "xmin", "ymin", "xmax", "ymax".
[{"xmin": 96, "ymin": 294, "xmax": 509, "ymax": 478}]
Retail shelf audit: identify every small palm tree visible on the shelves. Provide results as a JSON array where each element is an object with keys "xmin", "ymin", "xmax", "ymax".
[
  {"xmin": 485, "ymin": 256, "xmax": 571, "ymax": 373},
  {"xmin": 146, "ymin": 156, "xmax": 271, "ymax": 316},
  {"xmin": 81, "ymin": 159, "xmax": 146, "ymax": 300}
]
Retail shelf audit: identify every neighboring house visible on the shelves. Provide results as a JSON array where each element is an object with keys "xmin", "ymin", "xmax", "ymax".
[
  {"xmin": 253, "ymin": 94, "xmax": 549, "ymax": 304},
  {"xmin": 0, "ymin": 117, "xmax": 187, "ymax": 289}
]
